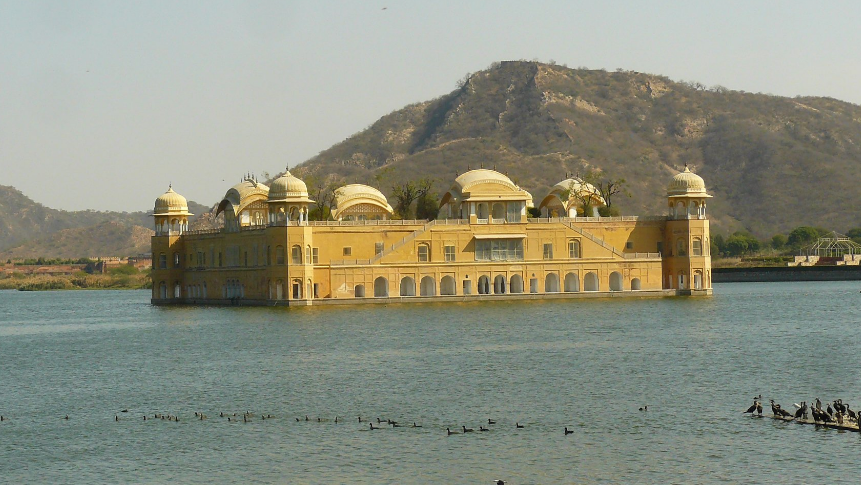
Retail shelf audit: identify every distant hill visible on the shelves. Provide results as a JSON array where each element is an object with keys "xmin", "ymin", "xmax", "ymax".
[
  {"xmin": 0, "ymin": 221, "xmax": 153, "ymax": 259},
  {"xmin": 0, "ymin": 185, "xmax": 210, "ymax": 255},
  {"xmin": 290, "ymin": 61, "xmax": 861, "ymax": 238}
]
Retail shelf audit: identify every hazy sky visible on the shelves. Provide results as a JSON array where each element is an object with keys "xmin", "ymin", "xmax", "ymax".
[{"xmin": 2, "ymin": 1, "xmax": 859, "ymax": 212}]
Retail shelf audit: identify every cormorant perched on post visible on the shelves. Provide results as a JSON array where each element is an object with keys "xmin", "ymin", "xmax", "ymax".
[
  {"xmin": 744, "ymin": 401, "xmax": 758, "ymax": 414},
  {"xmin": 826, "ymin": 405, "xmax": 834, "ymax": 417},
  {"xmin": 815, "ymin": 398, "xmax": 822, "ymax": 410},
  {"xmin": 770, "ymin": 400, "xmax": 779, "ymax": 416},
  {"xmin": 756, "ymin": 401, "xmax": 763, "ymax": 416},
  {"xmin": 794, "ymin": 402, "xmax": 807, "ymax": 419}
]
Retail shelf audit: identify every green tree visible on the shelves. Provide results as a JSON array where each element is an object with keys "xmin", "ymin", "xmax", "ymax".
[
  {"xmin": 725, "ymin": 231, "xmax": 760, "ymax": 256},
  {"xmin": 391, "ymin": 178, "xmax": 433, "ymax": 219},
  {"xmin": 771, "ymin": 234, "xmax": 787, "ymax": 250},
  {"xmin": 415, "ymin": 190, "xmax": 439, "ymax": 221},
  {"xmin": 787, "ymin": 226, "xmax": 821, "ymax": 249}
]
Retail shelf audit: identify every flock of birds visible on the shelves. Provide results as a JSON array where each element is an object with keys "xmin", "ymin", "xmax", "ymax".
[
  {"xmin": 744, "ymin": 395, "xmax": 860, "ymax": 426},
  {"xmin": 0, "ymin": 409, "xmax": 609, "ymax": 436}
]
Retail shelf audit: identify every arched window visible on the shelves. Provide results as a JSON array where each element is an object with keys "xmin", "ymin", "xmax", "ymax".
[
  {"xmin": 440, "ymin": 275, "xmax": 456, "ymax": 295},
  {"xmin": 584, "ymin": 272, "xmax": 599, "ymax": 291},
  {"xmin": 355, "ymin": 284, "xmax": 365, "ymax": 297},
  {"xmin": 292, "ymin": 279, "xmax": 302, "ymax": 299},
  {"xmin": 493, "ymin": 275, "xmax": 506, "ymax": 294},
  {"xmin": 174, "ymin": 283, "xmax": 181, "ymax": 298},
  {"xmin": 476, "ymin": 203, "xmax": 488, "ymax": 220},
  {"xmin": 173, "ymin": 252, "xmax": 180, "ymax": 268},
  {"xmin": 544, "ymin": 273, "xmax": 560, "ymax": 293},
  {"xmin": 417, "ymin": 244, "xmax": 429, "ymax": 262},
  {"xmin": 510, "ymin": 274, "xmax": 523, "ymax": 294},
  {"xmin": 631, "ymin": 278, "xmax": 641, "ymax": 290},
  {"xmin": 420, "ymin": 276, "xmax": 436, "ymax": 296},
  {"xmin": 694, "ymin": 270, "xmax": 703, "ymax": 290},
  {"xmin": 692, "ymin": 237, "xmax": 702, "ymax": 256},
  {"xmin": 609, "ymin": 271, "xmax": 623, "ymax": 291},
  {"xmin": 564, "ymin": 272, "xmax": 579, "ymax": 292},
  {"xmin": 275, "ymin": 246, "xmax": 285, "ymax": 265},
  {"xmin": 276, "ymin": 279, "xmax": 284, "ymax": 299},
  {"xmin": 374, "ymin": 277, "xmax": 388, "ymax": 297},
  {"xmin": 491, "ymin": 203, "xmax": 505, "ymax": 220},
  {"xmin": 292, "ymin": 245, "xmax": 302, "ymax": 264},
  {"xmin": 159, "ymin": 253, "xmax": 167, "ymax": 269},
  {"xmin": 305, "ymin": 245, "xmax": 312, "ymax": 265},
  {"xmin": 477, "ymin": 275, "xmax": 491, "ymax": 294},
  {"xmin": 400, "ymin": 276, "xmax": 416, "ymax": 296}
]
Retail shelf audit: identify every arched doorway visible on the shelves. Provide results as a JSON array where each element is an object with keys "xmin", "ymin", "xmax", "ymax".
[
  {"xmin": 545, "ymin": 273, "xmax": 560, "ymax": 292},
  {"xmin": 693, "ymin": 271, "xmax": 703, "ymax": 290},
  {"xmin": 493, "ymin": 275, "xmax": 506, "ymax": 294},
  {"xmin": 631, "ymin": 278, "xmax": 641, "ymax": 290},
  {"xmin": 174, "ymin": 283, "xmax": 181, "ymax": 298},
  {"xmin": 510, "ymin": 274, "xmax": 523, "ymax": 294},
  {"xmin": 355, "ymin": 284, "xmax": 365, "ymax": 298},
  {"xmin": 374, "ymin": 277, "xmax": 388, "ymax": 297},
  {"xmin": 584, "ymin": 272, "xmax": 599, "ymax": 291},
  {"xmin": 440, "ymin": 276, "xmax": 456, "ymax": 295},
  {"xmin": 564, "ymin": 272, "xmax": 579, "ymax": 292},
  {"xmin": 276, "ymin": 280, "xmax": 284, "ymax": 299},
  {"xmin": 609, "ymin": 272, "xmax": 623, "ymax": 291},
  {"xmin": 478, "ymin": 275, "xmax": 490, "ymax": 294},
  {"xmin": 420, "ymin": 276, "xmax": 436, "ymax": 296},
  {"xmin": 400, "ymin": 276, "xmax": 416, "ymax": 296},
  {"xmin": 159, "ymin": 282, "xmax": 167, "ymax": 299}
]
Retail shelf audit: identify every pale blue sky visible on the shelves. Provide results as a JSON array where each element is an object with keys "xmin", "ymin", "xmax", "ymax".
[{"xmin": 1, "ymin": 1, "xmax": 859, "ymax": 212}]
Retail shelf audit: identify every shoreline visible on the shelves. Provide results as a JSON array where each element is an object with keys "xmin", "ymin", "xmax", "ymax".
[{"xmin": 713, "ymin": 265, "xmax": 861, "ymax": 283}]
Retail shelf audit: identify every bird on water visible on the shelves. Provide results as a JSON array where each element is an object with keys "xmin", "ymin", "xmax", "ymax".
[
  {"xmin": 564, "ymin": 427, "xmax": 574, "ymax": 435},
  {"xmin": 516, "ymin": 422, "xmax": 524, "ymax": 428}
]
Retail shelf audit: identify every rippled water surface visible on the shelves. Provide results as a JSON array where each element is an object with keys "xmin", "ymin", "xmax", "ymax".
[{"xmin": 2, "ymin": 283, "xmax": 861, "ymax": 484}]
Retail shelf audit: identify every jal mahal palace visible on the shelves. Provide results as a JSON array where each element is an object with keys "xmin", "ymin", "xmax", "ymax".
[{"xmin": 150, "ymin": 167, "xmax": 712, "ymax": 305}]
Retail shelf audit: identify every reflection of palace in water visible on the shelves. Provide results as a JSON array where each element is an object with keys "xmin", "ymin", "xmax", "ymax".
[{"xmin": 151, "ymin": 167, "xmax": 712, "ymax": 306}]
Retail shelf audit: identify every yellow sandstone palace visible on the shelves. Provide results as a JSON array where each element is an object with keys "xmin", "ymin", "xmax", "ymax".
[{"xmin": 151, "ymin": 167, "xmax": 712, "ymax": 305}]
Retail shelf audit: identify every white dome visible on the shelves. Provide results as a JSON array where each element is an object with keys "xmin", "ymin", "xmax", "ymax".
[
  {"xmin": 154, "ymin": 185, "xmax": 190, "ymax": 214},
  {"xmin": 268, "ymin": 171, "xmax": 309, "ymax": 201},
  {"xmin": 667, "ymin": 167, "xmax": 707, "ymax": 196}
]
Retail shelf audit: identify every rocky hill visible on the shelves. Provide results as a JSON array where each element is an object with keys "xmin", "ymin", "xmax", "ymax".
[
  {"xmin": 0, "ymin": 221, "xmax": 153, "ymax": 259},
  {"xmin": 0, "ymin": 185, "xmax": 209, "ymax": 256},
  {"xmin": 290, "ymin": 61, "xmax": 861, "ymax": 238}
]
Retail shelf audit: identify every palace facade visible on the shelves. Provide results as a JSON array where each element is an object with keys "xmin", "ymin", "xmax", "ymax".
[{"xmin": 151, "ymin": 167, "xmax": 712, "ymax": 306}]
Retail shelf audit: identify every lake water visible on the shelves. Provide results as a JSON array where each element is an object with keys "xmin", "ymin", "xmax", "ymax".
[{"xmin": 1, "ymin": 282, "xmax": 860, "ymax": 484}]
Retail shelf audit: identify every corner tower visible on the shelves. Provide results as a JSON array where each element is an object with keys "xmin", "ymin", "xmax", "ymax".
[
  {"xmin": 151, "ymin": 185, "xmax": 193, "ymax": 302},
  {"xmin": 663, "ymin": 167, "xmax": 712, "ymax": 294}
]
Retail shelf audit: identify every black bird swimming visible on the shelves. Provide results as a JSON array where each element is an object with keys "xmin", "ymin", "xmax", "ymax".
[
  {"xmin": 413, "ymin": 422, "xmax": 422, "ymax": 428},
  {"xmin": 639, "ymin": 405, "xmax": 648, "ymax": 411},
  {"xmin": 462, "ymin": 426, "xmax": 474, "ymax": 433},
  {"xmin": 564, "ymin": 427, "xmax": 574, "ymax": 435},
  {"xmin": 370, "ymin": 422, "xmax": 379, "ymax": 430},
  {"xmin": 446, "ymin": 427, "xmax": 457, "ymax": 435},
  {"xmin": 479, "ymin": 426, "xmax": 489, "ymax": 431},
  {"xmin": 516, "ymin": 423, "xmax": 524, "ymax": 428},
  {"xmin": 487, "ymin": 419, "xmax": 496, "ymax": 425}
]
